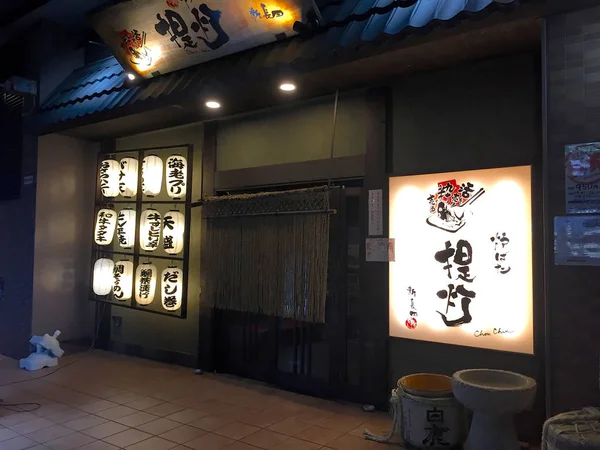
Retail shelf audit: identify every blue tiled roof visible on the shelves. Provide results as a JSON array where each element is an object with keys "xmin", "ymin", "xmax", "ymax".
[{"xmin": 34, "ymin": 0, "xmax": 517, "ymax": 130}]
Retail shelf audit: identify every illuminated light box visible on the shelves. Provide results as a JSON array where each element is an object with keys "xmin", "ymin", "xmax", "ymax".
[
  {"xmin": 91, "ymin": 0, "xmax": 305, "ymax": 79},
  {"xmin": 389, "ymin": 166, "xmax": 533, "ymax": 354}
]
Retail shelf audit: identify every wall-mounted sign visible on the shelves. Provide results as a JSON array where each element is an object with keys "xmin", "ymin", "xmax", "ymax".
[
  {"xmin": 389, "ymin": 166, "xmax": 534, "ymax": 354},
  {"xmin": 92, "ymin": 0, "xmax": 305, "ymax": 78},
  {"xmin": 554, "ymin": 215, "xmax": 600, "ymax": 266},
  {"xmin": 368, "ymin": 189, "xmax": 383, "ymax": 236},
  {"xmin": 566, "ymin": 142, "xmax": 600, "ymax": 214}
]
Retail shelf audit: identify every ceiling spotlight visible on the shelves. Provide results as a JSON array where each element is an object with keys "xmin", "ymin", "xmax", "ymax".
[
  {"xmin": 279, "ymin": 83, "xmax": 296, "ymax": 92},
  {"xmin": 127, "ymin": 73, "xmax": 136, "ymax": 81},
  {"xmin": 205, "ymin": 100, "xmax": 221, "ymax": 109}
]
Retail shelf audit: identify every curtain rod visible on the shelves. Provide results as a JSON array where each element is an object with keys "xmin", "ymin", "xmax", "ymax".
[{"xmin": 205, "ymin": 209, "xmax": 337, "ymax": 219}]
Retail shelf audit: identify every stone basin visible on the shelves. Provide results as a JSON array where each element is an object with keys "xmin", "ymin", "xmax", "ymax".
[{"xmin": 452, "ymin": 369, "xmax": 537, "ymax": 450}]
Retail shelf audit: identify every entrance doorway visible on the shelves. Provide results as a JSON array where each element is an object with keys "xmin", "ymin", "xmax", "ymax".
[{"xmin": 212, "ymin": 185, "xmax": 362, "ymax": 402}]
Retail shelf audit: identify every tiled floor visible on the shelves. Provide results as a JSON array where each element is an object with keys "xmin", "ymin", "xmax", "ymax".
[{"xmin": 0, "ymin": 351, "xmax": 401, "ymax": 450}]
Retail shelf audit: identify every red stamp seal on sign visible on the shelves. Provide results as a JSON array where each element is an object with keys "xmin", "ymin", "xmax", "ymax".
[
  {"xmin": 405, "ymin": 318, "xmax": 417, "ymax": 330},
  {"xmin": 166, "ymin": 0, "xmax": 179, "ymax": 8}
]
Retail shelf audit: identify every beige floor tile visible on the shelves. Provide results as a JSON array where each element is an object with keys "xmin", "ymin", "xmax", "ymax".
[
  {"xmin": 81, "ymin": 422, "xmax": 129, "ymax": 439},
  {"xmin": 126, "ymin": 398, "xmax": 164, "ymax": 411},
  {"xmin": 319, "ymin": 414, "xmax": 366, "ymax": 434},
  {"xmin": 143, "ymin": 404, "xmax": 183, "ymax": 418},
  {"xmin": 241, "ymin": 429, "xmax": 290, "ymax": 449},
  {"xmin": 25, "ymin": 445, "xmax": 51, "ymax": 450},
  {"xmin": 115, "ymin": 412, "xmax": 158, "ymax": 428},
  {"xmin": 1, "ymin": 435, "xmax": 39, "ymax": 450},
  {"xmin": 33, "ymin": 404, "xmax": 71, "ymax": 418},
  {"xmin": 195, "ymin": 400, "xmax": 236, "ymax": 416},
  {"xmin": 80, "ymin": 401, "xmax": 119, "ymax": 414},
  {"xmin": 0, "ymin": 412, "xmax": 39, "ymax": 428},
  {"xmin": 46, "ymin": 432, "xmax": 97, "ymax": 450},
  {"xmin": 45, "ymin": 409, "xmax": 89, "ymax": 424},
  {"xmin": 267, "ymin": 419, "xmax": 311, "ymax": 437},
  {"xmin": 10, "ymin": 418, "xmax": 55, "ymax": 435},
  {"xmin": 0, "ymin": 427, "xmax": 19, "ymax": 441},
  {"xmin": 189, "ymin": 415, "xmax": 234, "ymax": 432},
  {"xmin": 135, "ymin": 418, "xmax": 180, "ymax": 435},
  {"xmin": 214, "ymin": 422, "xmax": 260, "ymax": 440},
  {"xmin": 326, "ymin": 434, "xmax": 378, "ymax": 450},
  {"xmin": 63, "ymin": 415, "xmax": 107, "ymax": 432},
  {"xmin": 26, "ymin": 424, "xmax": 75, "ymax": 443},
  {"xmin": 103, "ymin": 429, "xmax": 152, "ymax": 448},
  {"xmin": 97, "ymin": 406, "xmax": 139, "ymax": 421},
  {"xmin": 109, "ymin": 393, "xmax": 144, "ymax": 405},
  {"xmin": 270, "ymin": 437, "xmax": 321, "ymax": 450},
  {"xmin": 233, "ymin": 411, "xmax": 281, "ymax": 429},
  {"xmin": 158, "ymin": 425, "xmax": 206, "ymax": 445},
  {"xmin": 76, "ymin": 441, "xmax": 120, "ymax": 450},
  {"xmin": 291, "ymin": 409, "xmax": 334, "ymax": 426},
  {"xmin": 184, "ymin": 432, "xmax": 234, "ymax": 450},
  {"xmin": 125, "ymin": 436, "xmax": 177, "ymax": 450},
  {"xmin": 295, "ymin": 425, "xmax": 342, "ymax": 446},
  {"xmin": 164, "ymin": 409, "xmax": 207, "ymax": 424},
  {"xmin": 222, "ymin": 442, "xmax": 262, "ymax": 450}
]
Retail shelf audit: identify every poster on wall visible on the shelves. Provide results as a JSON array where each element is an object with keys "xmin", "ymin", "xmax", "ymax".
[
  {"xmin": 92, "ymin": 0, "xmax": 305, "ymax": 78},
  {"xmin": 554, "ymin": 215, "xmax": 600, "ymax": 266},
  {"xmin": 565, "ymin": 142, "xmax": 600, "ymax": 214},
  {"xmin": 389, "ymin": 166, "xmax": 534, "ymax": 354}
]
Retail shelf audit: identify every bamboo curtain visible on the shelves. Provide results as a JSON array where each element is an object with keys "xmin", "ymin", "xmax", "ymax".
[{"xmin": 204, "ymin": 187, "xmax": 331, "ymax": 323}]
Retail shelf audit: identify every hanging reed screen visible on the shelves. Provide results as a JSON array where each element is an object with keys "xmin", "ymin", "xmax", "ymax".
[{"xmin": 204, "ymin": 187, "xmax": 332, "ymax": 323}]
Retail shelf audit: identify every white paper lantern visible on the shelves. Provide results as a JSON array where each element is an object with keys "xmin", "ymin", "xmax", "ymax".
[
  {"xmin": 166, "ymin": 155, "xmax": 187, "ymax": 199},
  {"xmin": 117, "ymin": 209, "xmax": 136, "ymax": 249},
  {"xmin": 140, "ymin": 209, "xmax": 162, "ymax": 251},
  {"xmin": 93, "ymin": 258, "xmax": 114, "ymax": 296},
  {"xmin": 142, "ymin": 155, "xmax": 163, "ymax": 197},
  {"xmin": 119, "ymin": 157, "xmax": 139, "ymax": 197},
  {"xmin": 161, "ymin": 266, "xmax": 183, "ymax": 311},
  {"xmin": 135, "ymin": 263, "xmax": 157, "ymax": 305},
  {"xmin": 94, "ymin": 209, "xmax": 117, "ymax": 246},
  {"xmin": 99, "ymin": 159, "xmax": 119, "ymax": 198},
  {"xmin": 113, "ymin": 260, "xmax": 133, "ymax": 301},
  {"xmin": 163, "ymin": 210, "xmax": 185, "ymax": 255}
]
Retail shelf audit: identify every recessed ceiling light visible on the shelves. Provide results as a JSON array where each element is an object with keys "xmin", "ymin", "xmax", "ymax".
[
  {"xmin": 279, "ymin": 82, "xmax": 296, "ymax": 92},
  {"xmin": 205, "ymin": 100, "xmax": 221, "ymax": 109},
  {"xmin": 127, "ymin": 73, "xmax": 136, "ymax": 81}
]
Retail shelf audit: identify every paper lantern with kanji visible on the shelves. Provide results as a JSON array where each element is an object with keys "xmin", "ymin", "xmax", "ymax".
[
  {"xmin": 140, "ymin": 209, "xmax": 162, "ymax": 251},
  {"xmin": 135, "ymin": 263, "xmax": 157, "ymax": 305},
  {"xmin": 94, "ymin": 209, "xmax": 117, "ymax": 246},
  {"xmin": 161, "ymin": 266, "xmax": 183, "ymax": 311},
  {"xmin": 113, "ymin": 260, "xmax": 133, "ymax": 301},
  {"xmin": 99, "ymin": 159, "xmax": 119, "ymax": 198},
  {"xmin": 163, "ymin": 210, "xmax": 185, "ymax": 255},
  {"xmin": 142, "ymin": 155, "xmax": 163, "ymax": 197},
  {"xmin": 119, "ymin": 157, "xmax": 139, "ymax": 197},
  {"xmin": 166, "ymin": 155, "xmax": 187, "ymax": 200},
  {"xmin": 93, "ymin": 258, "xmax": 114, "ymax": 296},
  {"xmin": 117, "ymin": 209, "xmax": 136, "ymax": 249}
]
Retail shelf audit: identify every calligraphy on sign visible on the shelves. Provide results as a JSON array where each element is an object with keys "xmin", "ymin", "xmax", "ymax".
[
  {"xmin": 117, "ymin": 209, "xmax": 136, "ymax": 249},
  {"xmin": 99, "ymin": 159, "xmax": 119, "ymax": 198},
  {"xmin": 113, "ymin": 260, "xmax": 133, "ymax": 301},
  {"xmin": 94, "ymin": 209, "xmax": 117, "ymax": 246},
  {"xmin": 140, "ymin": 209, "xmax": 162, "ymax": 251},
  {"xmin": 166, "ymin": 155, "xmax": 187, "ymax": 199},
  {"xmin": 389, "ymin": 166, "xmax": 534, "ymax": 354},
  {"xmin": 135, "ymin": 263, "xmax": 157, "ymax": 305},
  {"xmin": 161, "ymin": 267, "xmax": 183, "ymax": 311},
  {"xmin": 91, "ymin": 0, "xmax": 305, "ymax": 78}
]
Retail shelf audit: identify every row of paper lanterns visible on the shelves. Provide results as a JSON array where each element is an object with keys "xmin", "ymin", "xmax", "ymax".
[
  {"xmin": 93, "ymin": 259, "xmax": 183, "ymax": 312},
  {"xmin": 99, "ymin": 155, "xmax": 187, "ymax": 199},
  {"xmin": 95, "ymin": 209, "xmax": 185, "ymax": 255}
]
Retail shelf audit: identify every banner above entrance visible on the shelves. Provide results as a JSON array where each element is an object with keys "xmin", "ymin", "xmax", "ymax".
[{"xmin": 91, "ymin": 0, "xmax": 306, "ymax": 79}]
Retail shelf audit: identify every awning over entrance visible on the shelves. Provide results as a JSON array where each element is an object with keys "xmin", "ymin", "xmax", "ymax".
[{"xmin": 31, "ymin": 0, "xmax": 518, "ymax": 134}]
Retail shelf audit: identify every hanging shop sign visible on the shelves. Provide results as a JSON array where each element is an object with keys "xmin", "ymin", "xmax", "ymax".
[
  {"xmin": 389, "ymin": 166, "xmax": 534, "ymax": 354},
  {"xmin": 163, "ymin": 210, "xmax": 185, "ymax": 255},
  {"xmin": 166, "ymin": 155, "xmax": 187, "ymax": 199},
  {"xmin": 117, "ymin": 209, "xmax": 136, "ymax": 249},
  {"xmin": 91, "ymin": 0, "xmax": 305, "ymax": 79},
  {"xmin": 142, "ymin": 155, "xmax": 163, "ymax": 197},
  {"xmin": 119, "ymin": 157, "xmax": 139, "ymax": 198},
  {"xmin": 113, "ymin": 260, "xmax": 134, "ymax": 300},
  {"xmin": 93, "ymin": 258, "xmax": 115, "ymax": 296},
  {"xmin": 140, "ymin": 209, "xmax": 162, "ymax": 251},
  {"xmin": 99, "ymin": 159, "xmax": 119, "ymax": 198},
  {"xmin": 135, "ymin": 263, "xmax": 158, "ymax": 305},
  {"xmin": 94, "ymin": 209, "xmax": 117, "ymax": 246},
  {"xmin": 162, "ymin": 266, "xmax": 183, "ymax": 311},
  {"xmin": 565, "ymin": 142, "xmax": 600, "ymax": 214}
]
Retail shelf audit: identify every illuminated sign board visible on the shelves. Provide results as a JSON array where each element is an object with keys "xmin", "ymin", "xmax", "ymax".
[
  {"xmin": 92, "ymin": 0, "xmax": 305, "ymax": 78},
  {"xmin": 389, "ymin": 166, "xmax": 534, "ymax": 354}
]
